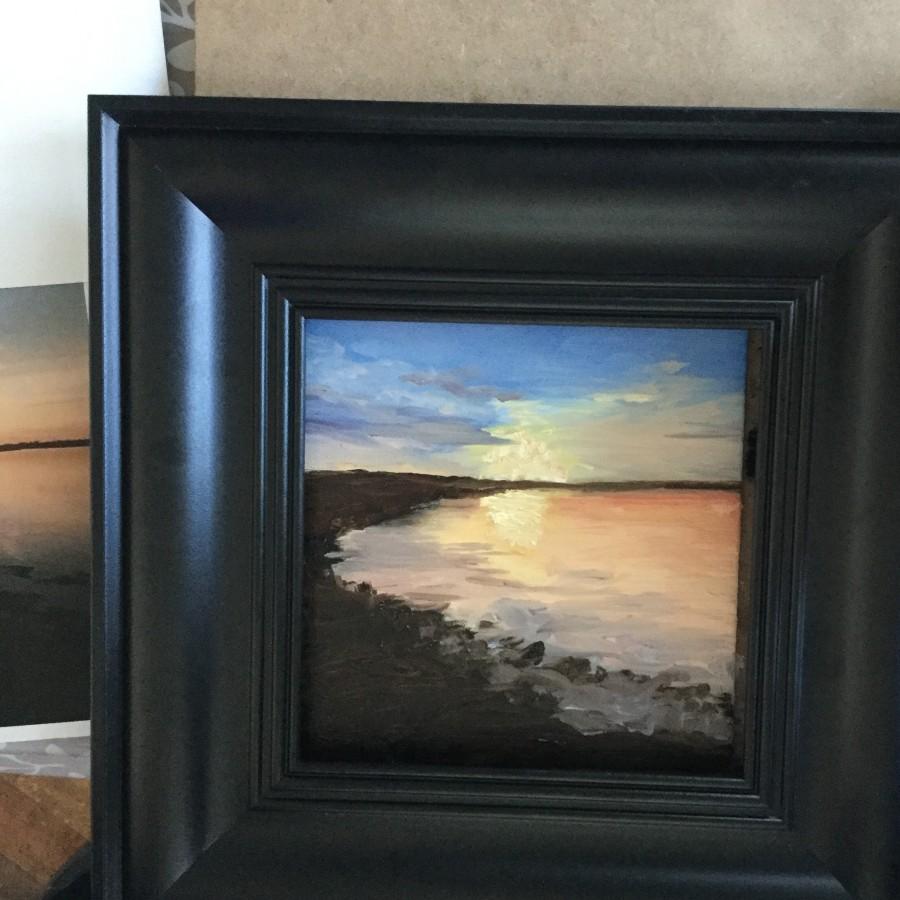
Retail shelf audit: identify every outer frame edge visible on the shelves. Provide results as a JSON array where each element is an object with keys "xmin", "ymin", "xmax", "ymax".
[
  {"xmin": 89, "ymin": 98, "xmax": 126, "ymax": 900},
  {"xmin": 88, "ymin": 93, "xmax": 900, "ymax": 142}
]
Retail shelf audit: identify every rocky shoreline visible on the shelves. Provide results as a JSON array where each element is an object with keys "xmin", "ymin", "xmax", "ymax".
[{"xmin": 300, "ymin": 470, "xmax": 739, "ymax": 774}]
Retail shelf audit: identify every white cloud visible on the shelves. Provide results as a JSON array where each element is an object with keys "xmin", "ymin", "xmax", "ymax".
[
  {"xmin": 476, "ymin": 371, "xmax": 745, "ymax": 482},
  {"xmin": 655, "ymin": 359, "xmax": 689, "ymax": 375},
  {"xmin": 592, "ymin": 390, "xmax": 655, "ymax": 405}
]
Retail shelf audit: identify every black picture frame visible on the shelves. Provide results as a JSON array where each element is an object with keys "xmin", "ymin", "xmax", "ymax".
[{"xmin": 90, "ymin": 97, "xmax": 899, "ymax": 899}]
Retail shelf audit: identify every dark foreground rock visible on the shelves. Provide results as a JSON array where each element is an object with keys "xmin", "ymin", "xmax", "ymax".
[
  {"xmin": 300, "ymin": 573, "xmax": 738, "ymax": 775},
  {"xmin": 549, "ymin": 655, "xmax": 595, "ymax": 682}
]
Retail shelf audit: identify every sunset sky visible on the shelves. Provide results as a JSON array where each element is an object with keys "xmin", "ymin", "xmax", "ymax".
[
  {"xmin": 0, "ymin": 284, "xmax": 89, "ymax": 445},
  {"xmin": 303, "ymin": 319, "xmax": 748, "ymax": 483}
]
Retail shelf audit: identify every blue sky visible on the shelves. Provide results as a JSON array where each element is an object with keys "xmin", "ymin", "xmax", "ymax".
[{"xmin": 303, "ymin": 319, "xmax": 748, "ymax": 482}]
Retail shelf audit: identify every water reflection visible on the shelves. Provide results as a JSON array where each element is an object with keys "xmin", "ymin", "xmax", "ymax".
[
  {"xmin": 332, "ymin": 489, "xmax": 741, "ymax": 695},
  {"xmin": 480, "ymin": 490, "xmax": 547, "ymax": 548},
  {"xmin": 0, "ymin": 447, "xmax": 91, "ymax": 724},
  {"xmin": 0, "ymin": 448, "xmax": 90, "ymax": 572}
]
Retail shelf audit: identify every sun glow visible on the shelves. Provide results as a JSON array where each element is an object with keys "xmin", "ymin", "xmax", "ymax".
[
  {"xmin": 474, "ymin": 401, "xmax": 571, "ymax": 482},
  {"xmin": 476, "ymin": 430, "xmax": 569, "ymax": 483}
]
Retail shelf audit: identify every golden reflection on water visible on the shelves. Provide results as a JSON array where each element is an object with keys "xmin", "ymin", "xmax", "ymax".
[
  {"xmin": 480, "ymin": 490, "xmax": 547, "ymax": 548},
  {"xmin": 0, "ymin": 448, "xmax": 90, "ymax": 566},
  {"xmin": 333, "ymin": 488, "xmax": 742, "ymax": 691}
]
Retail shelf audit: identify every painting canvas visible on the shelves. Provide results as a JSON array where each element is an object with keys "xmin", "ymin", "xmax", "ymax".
[
  {"xmin": 299, "ymin": 319, "xmax": 753, "ymax": 774},
  {"xmin": 0, "ymin": 284, "xmax": 90, "ymax": 727}
]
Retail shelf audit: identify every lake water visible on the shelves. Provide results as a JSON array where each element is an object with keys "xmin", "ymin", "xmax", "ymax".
[
  {"xmin": 330, "ymin": 488, "xmax": 742, "ymax": 737},
  {"xmin": 0, "ymin": 447, "xmax": 90, "ymax": 577},
  {"xmin": 0, "ymin": 447, "xmax": 91, "ymax": 724}
]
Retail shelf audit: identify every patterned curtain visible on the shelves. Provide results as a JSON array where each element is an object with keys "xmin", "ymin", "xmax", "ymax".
[{"xmin": 160, "ymin": 1, "xmax": 196, "ymax": 96}]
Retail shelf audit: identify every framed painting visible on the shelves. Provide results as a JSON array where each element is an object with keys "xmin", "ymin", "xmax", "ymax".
[
  {"xmin": 295, "ymin": 317, "xmax": 755, "ymax": 776},
  {"xmin": 90, "ymin": 98, "xmax": 899, "ymax": 899}
]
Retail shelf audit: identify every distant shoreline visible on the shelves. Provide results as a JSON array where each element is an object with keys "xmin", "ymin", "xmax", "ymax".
[
  {"xmin": 304, "ymin": 468, "xmax": 740, "ymax": 553},
  {"xmin": 310, "ymin": 468, "xmax": 740, "ymax": 492},
  {"xmin": 0, "ymin": 438, "xmax": 90, "ymax": 454}
]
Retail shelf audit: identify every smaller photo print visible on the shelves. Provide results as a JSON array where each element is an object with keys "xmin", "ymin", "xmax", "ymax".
[{"xmin": 0, "ymin": 284, "xmax": 90, "ymax": 727}]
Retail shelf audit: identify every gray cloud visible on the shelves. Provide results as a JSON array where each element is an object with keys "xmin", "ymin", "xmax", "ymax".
[
  {"xmin": 365, "ymin": 415, "xmax": 510, "ymax": 447},
  {"xmin": 665, "ymin": 430, "xmax": 742, "ymax": 440},
  {"xmin": 306, "ymin": 395, "xmax": 510, "ymax": 449},
  {"xmin": 401, "ymin": 370, "xmax": 522, "ymax": 402}
]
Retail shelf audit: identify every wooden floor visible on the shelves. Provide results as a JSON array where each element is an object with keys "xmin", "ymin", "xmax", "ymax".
[{"xmin": 0, "ymin": 775, "xmax": 90, "ymax": 900}]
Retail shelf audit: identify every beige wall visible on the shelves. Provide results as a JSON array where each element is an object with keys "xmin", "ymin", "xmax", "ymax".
[{"xmin": 197, "ymin": 0, "xmax": 900, "ymax": 107}]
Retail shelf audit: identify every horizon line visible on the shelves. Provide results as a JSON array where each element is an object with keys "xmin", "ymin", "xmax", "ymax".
[
  {"xmin": 0, "ymin": 438, "xmax": 90, "ymax": 454},
  {"xmin": 306, "ymin": 468, "xmax": 741, "ymax": 487}
]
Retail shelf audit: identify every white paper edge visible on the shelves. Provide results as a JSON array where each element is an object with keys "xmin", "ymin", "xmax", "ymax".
[
  {"xmin": 0, "ymin": 0, "xmax": 168, "ymax": 290},
  {"xmin": 0, "ymin": 720, "xmax": 91, "ymax": 743}
]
